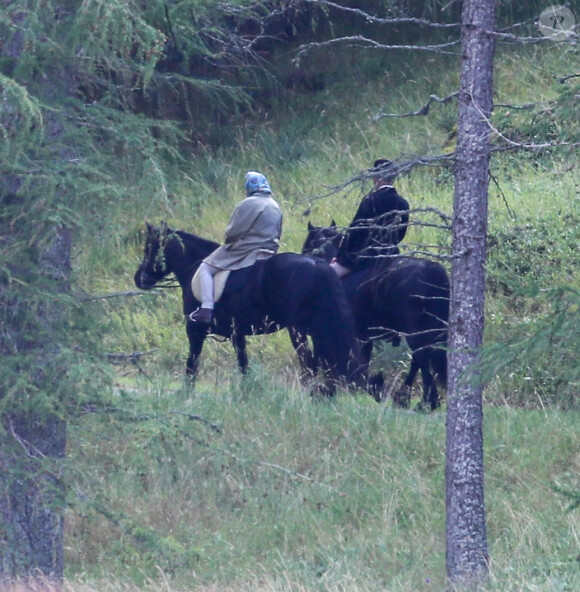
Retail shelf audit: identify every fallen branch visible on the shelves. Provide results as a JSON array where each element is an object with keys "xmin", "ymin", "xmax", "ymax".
[
  {"xmin": 494, "ymin": 102, "xmax": 537, "ymax": 110},
  {"xmin": 558, "ymin": 73, "xmax": 580, "ymax": 83},
  {"xmin": 77, "ymin": 290, "xmax": 162, "ymax": 302},
  {"xmin": 106, "ymin": 350, "xmax": 158, "ymax": 364}
]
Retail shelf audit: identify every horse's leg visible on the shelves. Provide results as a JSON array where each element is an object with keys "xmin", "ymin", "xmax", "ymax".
[
  {"xmin": 393, "ymin": 348, "xmax": 421, "ymax": 409},
  {"xmin": 231, "ymin": 331, "xmax": 248, "ymax": 374},
  {"xmin": 360, "ymin": 340, "xmax": 373, "ymax": 373},
  {"xmin": 403, "ymin": 355, "xmax": 420, "ymax": 389},
  {"xmin": 186, "ymin": 323, "xmax": 207, "ymax": 378},
  {"xmin": 420, "ymin": 351, "xmax": 441, "ymax": 411},
  {"xmin": 403, "ymin": 349, "xmax": 440, "ymax": 411},
  {"xmin": 359, "ymin": 340, "xmax": 385, "ymax": 402},
  {"xmin": 417, "ymin": 365, "xmax": 439, "ymax": 411},
  {"xmin": 288, "ymin": 327, "xmax": 317, "ymax": 380}
]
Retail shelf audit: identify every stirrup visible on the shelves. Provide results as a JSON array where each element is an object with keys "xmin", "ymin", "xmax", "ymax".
[{"xmin": 188, "ymin": 307, "xmax": 213, "ymax": 324}]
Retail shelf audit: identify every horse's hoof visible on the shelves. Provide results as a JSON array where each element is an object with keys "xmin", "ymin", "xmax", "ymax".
[
  {"xmin": 415, "ymin": 398, "xmax": 441, "ymax": 412},
  {"xmin": 414, "ymin": 401, "xmax": 430, "ymax": 413},
  {"xmin": 392, "ymin": 386, "xmax": 411, "ymax": 408},
  {"xmin": 310, "ymin": 384, "xmax": 336, "ymax": 399},
  {"xmin": 368, "ymin": 372, "xmax": 385, "ymax": 402}
]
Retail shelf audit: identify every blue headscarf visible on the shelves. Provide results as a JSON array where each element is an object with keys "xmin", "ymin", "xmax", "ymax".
[{"xmin": 245, "ymin": 171, "xmax": 271, "ymax": 196}]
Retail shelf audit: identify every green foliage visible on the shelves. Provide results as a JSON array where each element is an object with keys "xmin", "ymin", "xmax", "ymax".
[
  {"xmin": 487, "ymin": 206, "xmax": 580, "ymax": 296},
  {"xmin": 0, "ymin": 74, "xmax": 43, "ymax": 162},
  {"xmin": 482, "ymin": 287, "xmax": 580, "ymax": 409},
  {"xmin": 492, "ymin": 51, "xmax": 580, "ymax": 150}
]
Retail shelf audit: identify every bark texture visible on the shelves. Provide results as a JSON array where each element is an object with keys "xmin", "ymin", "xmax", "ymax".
[
  {"xmin": 446, "ymin": 0, "xmax": 495, "ymax": 586},
  {"xmin": 0, "ymin": 228, "xmax": 71, "ymax": 584}
]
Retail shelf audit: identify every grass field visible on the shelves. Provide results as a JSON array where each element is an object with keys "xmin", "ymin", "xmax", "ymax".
[{"xmin": 58, "ymin": 371, "xmax": 578, "ymax": 592}]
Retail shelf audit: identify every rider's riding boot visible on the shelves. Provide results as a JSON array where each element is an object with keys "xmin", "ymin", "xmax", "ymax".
[{"xmin": 189, "ymin": 307, "xmax": 214, "ymax": 324}]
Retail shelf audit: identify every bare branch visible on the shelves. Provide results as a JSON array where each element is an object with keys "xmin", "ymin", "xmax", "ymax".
[
  {"xmin": 293, "ymin": 152, "xmax": 456, "ymax": 208},
  {"xmin": 295, "ymin": 35, "xmax": 461, "ymax": 63},
  {"xmin": 77, "ymin": 290, "xmax": 162, "ymax": 302},
  {"xmin": 496, "ymin": 16, "xmax": 544, "ymax": 33},
  {"xmin": 303, "ymin": 0, "xmax": 461, "ymax": 29},
  {"xmin": 471, "ymin": 95, "xmax": 580, "ymax": 152},
  {"xmin": 493, "ymin": 23, "xmax": 579, "ymax": 44},
  {"xmin": 373, "ymin": 92, "xmax": 459, "ymax": 121},
  {"xmin": 8, "ymin": 418, "xmax": 47, "ymax": 459},
  {"xmin": 489, "ymin": 172, "xmax": 516, "ymax": 220},
  {"xmin": 374, "ymin": 90, "xmax": 541, "ymax": 122}
]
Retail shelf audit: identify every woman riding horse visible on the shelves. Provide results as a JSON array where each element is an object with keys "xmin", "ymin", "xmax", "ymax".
[
  {"xmin": 135, "ymin": 223, "xmax": 363, "ymax": 395},
  {"xmin": 190, "ymin": 171, "xmax": 283, "ymax": 325}
]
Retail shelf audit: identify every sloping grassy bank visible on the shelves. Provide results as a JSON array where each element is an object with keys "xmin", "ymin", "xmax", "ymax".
[{"xmin": 63, "ymin": 371, "xmax": 579, "ymax": 591}]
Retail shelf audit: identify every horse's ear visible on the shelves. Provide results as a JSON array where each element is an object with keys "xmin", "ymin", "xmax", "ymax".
[
  {"xmin": 308, "ymin": 221, "xmax": 314, "ymax": 230},
  {"xmin": 330, "ymin": 220, "xmax": 336, "ymax": 227}
]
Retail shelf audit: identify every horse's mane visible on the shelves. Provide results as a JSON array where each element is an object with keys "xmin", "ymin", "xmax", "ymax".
[{"xmin": 173, "ymin": 228, "xmax": 220, "ymax": 253}]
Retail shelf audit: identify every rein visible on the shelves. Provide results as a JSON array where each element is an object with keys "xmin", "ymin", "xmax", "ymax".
[{"xmin": 154, "ymin": 278, "xmax": 181, "ymax": 288}]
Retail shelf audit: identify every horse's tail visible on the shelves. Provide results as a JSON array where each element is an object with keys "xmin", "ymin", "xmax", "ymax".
[
  {"xmin": 309, "ymin": 262, "xmax": 360, "ymax": 385},
  {"xmin": 423, "ymin": 261, "xmax": 450, "ymax": 388}
]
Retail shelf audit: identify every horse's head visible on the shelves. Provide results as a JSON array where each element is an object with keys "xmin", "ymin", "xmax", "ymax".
[
  {"xmin": 134, "ymin": 222, "xmax": 173, "ymax": 289},
  {"xmin": 301, "ymin": 221, "xmax": 341, "ymax": 263}
]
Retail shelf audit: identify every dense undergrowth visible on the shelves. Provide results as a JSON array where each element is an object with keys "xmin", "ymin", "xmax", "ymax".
[{"xmin": 1, "ymin": 0, "xmax": 576, "ymax": 586}]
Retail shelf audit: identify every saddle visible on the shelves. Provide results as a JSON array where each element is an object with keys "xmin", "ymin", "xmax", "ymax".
[{"xmin": 191, "ymin": 248, "xmax": 275, "ymax": 303}]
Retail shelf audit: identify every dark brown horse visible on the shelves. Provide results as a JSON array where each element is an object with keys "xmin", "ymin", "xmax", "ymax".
[
  {"xmin": 303, "ymin": 222, "xmax": 449, "ymax": 410},
  {"xmin": 134, "ymin": 223, "xmax": 361, "ymax": 393}
]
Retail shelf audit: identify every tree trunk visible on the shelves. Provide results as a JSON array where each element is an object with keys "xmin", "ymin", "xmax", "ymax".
[
  {"xmin": 0, "ymin": 227, "xmax": 71, "ymax": 586},
  {"xmin": 446, "ymin": 0, "xmax": 495, "ymax": 587},
  {"xmin": 0, "ymin": 415, "xmax": 67, "ymax": 581}
]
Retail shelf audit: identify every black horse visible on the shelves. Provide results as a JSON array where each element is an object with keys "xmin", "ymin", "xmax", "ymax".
[
  {"xmin": 134, "ymin": 223, "xmax": 360, "ymax": 391},
  {"xmin": 302, "ymin": 222, "xmax": 449, "ymax": 410}
]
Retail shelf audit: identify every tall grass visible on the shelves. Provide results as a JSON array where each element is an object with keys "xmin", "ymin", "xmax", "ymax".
[{"xmin": 62, "ymin": 370, "xmax": 579, "ymax": 591}]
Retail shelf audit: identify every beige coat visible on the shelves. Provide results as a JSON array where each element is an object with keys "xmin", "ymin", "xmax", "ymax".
[{"xmin": 203, "ymin": 193, "xmax": 283, "ymax": 271}]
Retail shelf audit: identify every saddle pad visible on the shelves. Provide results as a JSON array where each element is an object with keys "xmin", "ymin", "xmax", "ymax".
[{"xmin": 191, "ymin": 268, "xmax": 231, "ymax": 303}]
